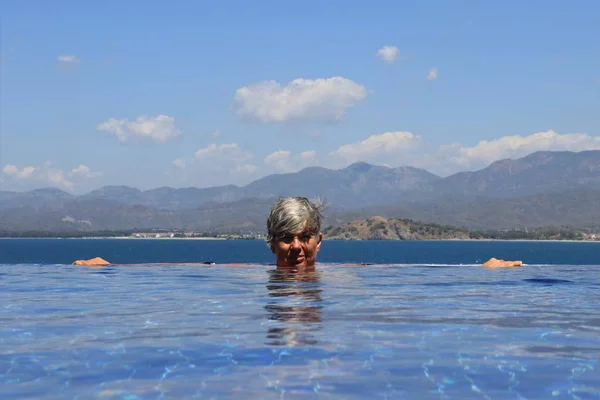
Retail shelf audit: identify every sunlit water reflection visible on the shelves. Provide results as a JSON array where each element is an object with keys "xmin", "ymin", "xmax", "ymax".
[{"xmin": 1, "ymin": 263, "xmax": 599, "ymax": 399}]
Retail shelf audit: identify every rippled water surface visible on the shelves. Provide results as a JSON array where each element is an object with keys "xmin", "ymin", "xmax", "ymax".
[{"xmin": 1, "ymin": 261, "xmax": 599, "ymax": 399}]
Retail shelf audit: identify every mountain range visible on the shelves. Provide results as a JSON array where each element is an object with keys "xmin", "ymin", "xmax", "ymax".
[{"xmin": 1, "ymin": 150, "xmax": 600, "ymax": 233}]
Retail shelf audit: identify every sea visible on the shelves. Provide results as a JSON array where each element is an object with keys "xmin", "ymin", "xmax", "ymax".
[{"xmin": 1, "ymin": 238, "xmax": 599, "ymax": 399}]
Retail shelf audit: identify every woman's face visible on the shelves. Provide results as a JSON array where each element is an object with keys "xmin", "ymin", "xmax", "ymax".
[{"xmin": 271, "ymin": 231, "xmax": 323, "ymax": 268}]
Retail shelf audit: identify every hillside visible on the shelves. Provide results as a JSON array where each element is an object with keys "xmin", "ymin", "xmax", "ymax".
[
  {"xmin": 0, "ymin": 197, "xmax": 274, "ymax": 233},
  {"xmin": 321, "ymin": 216, "xmax": 591, "ymax": 241},
  {"xmin": 4, "ymin": 162, "xmax": 436, "ymax": 211},
  {"xmin": 2, "ymin": 150, "xmax": 600, "ymax": 233},
  {"xmin": 356, "ymin": 188, "xmax": 600, "ymax": 230},
  {"xmin": 432, "ymin": 150, "xmax": 600, "ymax": 197},
  {"xmin": 2, "ymin": 187, "xmax": 600, "ymax": 234},
  {"xmin": 241, "ymin": 162, "xmax": 440, "ymax": 208},
  {"xmin": 322, "ymin": 216, "xmax": 471, "ymax": 240},
  {"xmin": 3, "ymin": 150, "xmax": 600, "ymax": 211}
]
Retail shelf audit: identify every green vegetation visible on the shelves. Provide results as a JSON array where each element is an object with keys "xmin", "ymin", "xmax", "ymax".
[
  {"xmin": 370, "ymin": 222, "xmax": 386, "ymax": 231},
  {"xmin": 0, "ymin": 219, "xmax": 597, "ymax": 241},
  {"xmin": 322, "ymin": 217, "xmax": 598, "ymax": 241},
  {"xmin": 0, "ymin": 229, "xmax": 266, "ymax": 240},
  {"xmin": 470, "ymin": 227, "xmax": 586, "ymax": 241}
]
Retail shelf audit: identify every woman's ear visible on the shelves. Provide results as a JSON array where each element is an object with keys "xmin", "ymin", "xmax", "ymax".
[{"xmin": 316, "ymin": 233, "xmax": 323, "ymax": 251}]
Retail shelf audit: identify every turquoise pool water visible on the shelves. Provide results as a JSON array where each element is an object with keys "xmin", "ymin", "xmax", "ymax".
[{"xmin": 1, "ymin": 258, "xmax": 599, "ymax": 399}]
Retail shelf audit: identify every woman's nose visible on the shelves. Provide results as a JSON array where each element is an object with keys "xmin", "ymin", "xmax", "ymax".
[{"xmin": 290, "ymin": 237, "xmax": 302, "ymax": 249}]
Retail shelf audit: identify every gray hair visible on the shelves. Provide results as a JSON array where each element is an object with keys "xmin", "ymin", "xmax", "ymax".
[{"xmin": 267, "ymin": 197, "xmax": 324, "ymax": 244}]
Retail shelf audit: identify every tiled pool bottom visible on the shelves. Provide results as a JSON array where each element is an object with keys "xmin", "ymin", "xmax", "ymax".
[{"xmin": 1, "ymin": 264, "xmax": 599, "ymax": 399}]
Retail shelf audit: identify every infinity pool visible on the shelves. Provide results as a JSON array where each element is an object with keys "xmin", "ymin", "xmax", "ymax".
[{"xmin": 1, "ymin": 263, "xmax": 599, "ymax": 399}]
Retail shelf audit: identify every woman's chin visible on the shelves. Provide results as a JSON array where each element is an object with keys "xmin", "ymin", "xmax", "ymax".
[{"xmin": 284, "ymin": 257, "xmax": 311, "ymax": 268}]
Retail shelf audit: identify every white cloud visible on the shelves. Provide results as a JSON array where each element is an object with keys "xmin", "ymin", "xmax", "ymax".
[
  {"xmin": 234, "ymin": 77, "xmax": 368, "ymax": 124},
  {"xmin": 96, "ymin": 114, "xmax": 182, "ymax": 143},
  {"xmin": 3, "ymin": 165, "xmax": 36, "ymax": 179},
  {"xmin": 376, "ymin": 46, "xmax": 399, "ymax": 64},
  {"xmin": 172, "ymin": 142, "xmax": 258, "ymax": 187},
  {"xmin": 172, "ymin": 130, "xmax": 600, "ymax": 184},
  {"xmin": 194, "ymin": 144, "xmax": 218, "ymax": 158},
  {"xmin": 326, "ymin": 129, "xmax": 600, "ymax": 175},
  {"xmin": 264, "ymin": 150, "xmax": 290, "ymax": 167},
  {"xmin": 426, "ymin": 67, "xmax": 438, "ymax": 81},
  {"xmin": 211, "ymin": 129, "xmax": 222, "ymax": 137},
  {"xmin": 58, "ymin": 55, "xmax": 80, "ymax": 63},
  {"xmin": 2, "ymin": 163, "xmax": 74, "ymax": 190},
  {"xmin": 264, "ymin": 150, "xmax": 319, "ymax": 173},
  {"xmin": 234, "ymin": 164, "xmax": 258, "ymax": 174},
  {"xmin": 195, "ymin": 143, "xmax": 252, "ymax": 162},
  {"xmin": 173, "ymin": 158, "xmax": 186, "ymax": 170},
  {"xmin": 193, "ymin": 143, "xmax": 255, "ymax": 174},
  {"xmin": 330, "ymin": 132, "xmax": 422, "ymax": 166},
  {"xmin": 435, "ymin": 130, "xmax": 600, "ymax": 172},
  {"xmin": 302, "ymin": 129, "xmax": 600, "ymax": 175},
  {"xmin": 298, "ymin": 150, "xmax": 317, "ymax": 161},
  {"xmin": 1, "ymin": 163, "xmax": 104, "ymax": 191},
  {"xmin": 45, "ymin": 169, "xmax": 74, "ymax": 190},
  {"xmin": 68, "ymin": 164, "xmax": 101, "ymax": 179}
]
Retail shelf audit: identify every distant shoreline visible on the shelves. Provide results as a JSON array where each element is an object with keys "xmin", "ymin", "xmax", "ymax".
[
  {"xmin": 1, "ymin": 236, "xmax": 599, "ymax": 243},
  {"xmin": 325, "ymin": 238, "xmax": 600, "ymax": 243},
  {"xmin": 0, "ymin": 236, "xmax": 232, "ymax": 240}
]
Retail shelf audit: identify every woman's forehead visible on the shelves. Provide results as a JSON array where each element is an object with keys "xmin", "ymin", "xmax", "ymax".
[{"xmin": 280, "ymin": 224, "xmax": 315, "ymax": 236}]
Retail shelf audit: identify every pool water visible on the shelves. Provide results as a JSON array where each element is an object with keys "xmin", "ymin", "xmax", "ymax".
[{"xmin": 1, "ymin": 262, "xmax": 599, "ymax": 399}]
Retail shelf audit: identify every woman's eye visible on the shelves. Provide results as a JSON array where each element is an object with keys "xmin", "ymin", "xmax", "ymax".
[{"xmin": 281, "ymin": 236, "xmax": 294, "ymax": 243}]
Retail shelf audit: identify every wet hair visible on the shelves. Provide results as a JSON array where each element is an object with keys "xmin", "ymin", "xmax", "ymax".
[{"xmin": 267, "ymin": 197, "xmax": 324, "ymax": 245}]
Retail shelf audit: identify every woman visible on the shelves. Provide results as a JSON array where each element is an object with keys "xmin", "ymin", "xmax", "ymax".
[{"xmin": 267, "ymin": 197, "xmax": 324, "ymax": 269}]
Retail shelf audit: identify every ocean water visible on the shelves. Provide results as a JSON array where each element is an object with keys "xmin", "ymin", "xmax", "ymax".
[
  {"xmin": 2, "ymin": 237, "xmax": 600, "ymax": 265},
  {"xmin": 1, "ymin": 239, "xmax": 599, "ymax": 399}
]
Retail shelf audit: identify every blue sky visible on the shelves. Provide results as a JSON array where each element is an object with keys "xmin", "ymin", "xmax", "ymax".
[{"xmin": 1, "ymin": 0, "xmax": 599, "ymax": 193}]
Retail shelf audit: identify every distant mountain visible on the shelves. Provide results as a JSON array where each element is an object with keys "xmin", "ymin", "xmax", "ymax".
[
  {"xmin": 142, "ymin": 185, "xmax": 241, "ymax": 209},
  {"xmin": 7, "ymin": 151, "xmax": 599, "ymax": 211},
  {"xmin": 0, "ymin": 187, "xmax": 74, "ymax": 210},
  {"xmin": 79, "ymin": 184, "xmax": 242, "ymax": 210},
  {"xmin": 79, "ymin": 185, "xmax": 145, "ymax": 204},
  {"xmin": 343, "ymin": 188, "xmax": 600, "ymax": 230},
  {"xmin": 241, "ymin": 162, "xmax": 440, "ymax": 208},
  {"xmin": 432, "ymin": 150, "xmax": 600, "ymax": 197},
  {"xmin": 2, "ymin": 188, "xmax": 600, "ymax": 233},
  {"xmin": 38, "ymin": 162, "xmax": 440, "ymax": 210},
  {"xmin": 179, "ymin": 197, "xmax": 275, "ymax": 233},
  {"xmin": 2, "ymin": 150, "xmax": 600, "ymax": 233},
  {"xmin": 0, "ymin": 198, "xmax": 183, "ymax": 232},
  {"xmin": 0, "ymin": 197, "xmax": 275, "ymax": 233}
]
